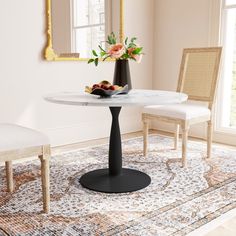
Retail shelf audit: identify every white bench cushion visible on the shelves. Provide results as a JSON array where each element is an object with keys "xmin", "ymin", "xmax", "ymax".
[
  {"xmin": 143, "ymin": 103, "xmax": 211, "ymax": 120},
  {"xmin": 0, "ymin": 124, "xmax": 49, "ymax": 152}
]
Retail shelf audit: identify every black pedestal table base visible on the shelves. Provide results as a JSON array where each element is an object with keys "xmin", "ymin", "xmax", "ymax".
[
  {"xmin": 80, "ymin": 168, "xmax": 151, "ymax": 193},
  {"xmin": 79, "ymin": 107, "xmax": 151, "ymax": 193}
]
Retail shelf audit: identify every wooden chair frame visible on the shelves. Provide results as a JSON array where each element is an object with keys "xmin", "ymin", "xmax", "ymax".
[
  {"xmin": 143, "ymin": 47, "xmax": 222, "ymax": 167},
  {"xmin": 0, "ymin": 144, "xmax": 50, "ymax": 213}
]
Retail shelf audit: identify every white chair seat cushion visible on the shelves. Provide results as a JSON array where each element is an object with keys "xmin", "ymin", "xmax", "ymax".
[
  {"xmin": 143, "ymin": 103, "xmax": 211, "ymax": 120},
  {"xmin": 0, "ymin": 124, "xmax": 50, "ymax": 152}
]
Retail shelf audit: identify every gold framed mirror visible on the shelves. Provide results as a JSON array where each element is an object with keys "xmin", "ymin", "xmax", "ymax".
[{"xmin": 45, "ymin": 0, "xmax": 124, "ymax": 61}]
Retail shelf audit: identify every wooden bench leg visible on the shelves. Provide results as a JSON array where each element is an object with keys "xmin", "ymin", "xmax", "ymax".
[
  {"xmin": 174, "ymin": 124, "xmax": 179, "ymax": 150},
  {"xmin": 5, "ymin": 161, "xmax": 14, "ymax": 192},
  {"xmin": 143, "ymin": 119, "xmax": 149, "ymax": 157},
  {"xmin": 182, "ymin": 124, "xmax": 189, "ymax": 168},
  {"xmin": 207, "ymin": 120, "xmax": 213, "ymax": 159},
  {"xmin": 39, "ymin": 145, "xmax": 50, "ymax": 213}
]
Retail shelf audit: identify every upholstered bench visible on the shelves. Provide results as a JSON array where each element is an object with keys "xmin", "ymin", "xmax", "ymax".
[{"xmin": 0, "ymin": 124, "xmax": 50, "ymax": 213}]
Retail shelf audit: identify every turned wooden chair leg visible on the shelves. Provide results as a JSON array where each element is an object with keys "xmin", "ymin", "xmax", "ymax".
[
  {"xmin": 39, "ymin": 146, "xmax": 50, "ymax": 213},
  {"xmin": 174, "ymin": 124, "xmax": 179, "ymax": 150},
  {"xmin": 5, "ymin": 161, "xmax": 14, "ymax": 192},
  {"xmin": 143, "ymin": 119, "xmax": 149, "ymax": 157},
  {"xmin": 207, "ymin": 120, "xmax": 213, "ymax": 159},
  {"xmin": 182, "ymin": 125, "xmax": 189, "ymax": 168}
]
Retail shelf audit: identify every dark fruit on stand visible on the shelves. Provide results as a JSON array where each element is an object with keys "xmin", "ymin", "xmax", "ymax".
[
  {"xmin": 92, "ymin": 84, "xmax": 100, "ymax": 89},
  {"xmin": 100, "ymin": 84, "xmax": 105, "ymax": 89},
  {"xmin": 91, "ymin": 83, "xmax": 120, "ymax": 91},
  {"xmin": 85, "ymin": 81, "xmax": 124, "ymax": 94},
  {"xmin": 109, "ymin": 85, "xmax": 115, "ymax": 90},
  {"xmin": 100, "ymin": 80, "xmax": 111, "ymax": 86},
  {"xmin": 91, "ymin": 81, "xmax": 113, "ymax": 91}
]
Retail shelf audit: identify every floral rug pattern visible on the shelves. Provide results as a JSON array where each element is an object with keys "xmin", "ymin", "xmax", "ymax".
[{"xmin": 0, "ymin": 135, "xmax": 236, "ymax": 235}]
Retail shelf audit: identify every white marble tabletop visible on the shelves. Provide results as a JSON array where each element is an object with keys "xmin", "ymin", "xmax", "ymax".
[{"xmin": 44, "ymin": 89, "xmax": 188, "ymax": 107}]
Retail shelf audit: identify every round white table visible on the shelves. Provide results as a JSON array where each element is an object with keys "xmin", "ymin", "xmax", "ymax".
[{"xmin": 45, "ymin": 89, "xmax": 187, "ymax": 193}]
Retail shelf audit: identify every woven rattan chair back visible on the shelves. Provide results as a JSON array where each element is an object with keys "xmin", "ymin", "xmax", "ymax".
[{"xmin": 177, "ymin": 47, "xmax": 222, "ymax": 108}]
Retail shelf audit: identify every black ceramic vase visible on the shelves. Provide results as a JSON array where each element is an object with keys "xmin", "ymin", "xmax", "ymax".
[{"xmin": 113, "ymin": 59, "xmax": 132, "ymax": 93}]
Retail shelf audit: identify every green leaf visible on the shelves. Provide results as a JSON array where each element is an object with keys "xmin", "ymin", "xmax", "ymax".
[
  {"xmin": 95, "ymin": 58, "xmax": 99, "ymax": 66},
  {"xmin": 88, "ymin": 59, "xmax": 94, "ymax": 64},
  {"xmin": 92, "ymin": 50, "xmax": 98, "ymax": 57},
  {"xmin": 125, "ymin": 37, "xmax": 128, "ymax": 45},
  {"xmin": 110, "ymin": 32, "xmax": 116, "ymax": 44},
  {"xmin": 99, "ymin": 45, "xmax": 106, "ymax": 52},
  {"xmin": 103, "ymin": 55, "xmax": 110, "ymax": 61},
  {"xmin": 111, "ymin": 38, "xmax": 116, "ymax": 44},
  {"xmin": 100, "ymin": 51, "xmax": 107, "ymax": 57},
  {"xmin": 131, "ymin": 37, "xmax": 137, "ymax": 43},
  {"xmin": 132, "ymin": 47, "xmax": 143, "ymax": 55},
  {"xmin": 106, "ymin": 32, "xmax": 118, "ymax": 45},
  {"xmin": 128, "ymin": 43, "xmax": 137, "ymax": 48},
  {"xmin": 111, "ymin": 32, "xmax": 116, "ymax": 40},
  {"xmin": 108, "ymin": 34, "xmax": 114, "ymax": 44},
  {"xmin": 107, "ymin": 36, "xmax": 112, "ymax": 44},
  {"xmin": 122, "ymin": 53, "xmax": 129, "ymax": 59}
]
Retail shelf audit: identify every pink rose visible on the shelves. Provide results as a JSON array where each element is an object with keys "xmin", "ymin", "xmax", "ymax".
[
  {"xmin": 108, "ymin": 43, "xmax": 125, "ymax": 59},
  {"xmin": 128, "ymin": 48, "xmax": 143, "ymax": 63}
]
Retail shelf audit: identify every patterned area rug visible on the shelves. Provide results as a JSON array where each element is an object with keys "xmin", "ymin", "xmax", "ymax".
[{"xmin": 1, "ymin": 135, "xmax": 236, "ymax": 236}]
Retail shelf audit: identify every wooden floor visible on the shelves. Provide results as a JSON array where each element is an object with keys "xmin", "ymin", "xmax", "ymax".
[
  {"xmin": 205, "ymin": 219, "xmax": 236, "ymax": 236},
  {"xmin": 2, "ymin": 129, "xmax": 236, "ymax": 235}
]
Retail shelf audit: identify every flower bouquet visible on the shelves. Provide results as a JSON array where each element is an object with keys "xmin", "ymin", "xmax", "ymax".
[
  {"xmin": 88, "ymin": 32, "xmax": 143, "ymax": 66},
  {"xmin": 88, "ymin": 33, "xmax": 143, "ymax": 93}
]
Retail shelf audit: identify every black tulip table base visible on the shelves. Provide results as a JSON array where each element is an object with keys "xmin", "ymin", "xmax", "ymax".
[
  {"xmin": 79, "ymin": 106, "xmax": 151, "ymax": 193},
  {"xmin": 79, "ymin": 168, "xmax": 151, "ymax": 193}
]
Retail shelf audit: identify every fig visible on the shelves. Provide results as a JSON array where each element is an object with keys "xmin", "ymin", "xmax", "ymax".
[
  {"xmin": 92, "ymin": 84, "xmax": 100, "ymax": 89},
  {"xmin": 99, "ymin": 80, "xmax": 111, "ymax": 86},
  {"xmin": 101, "ymin": 84, "xmax": 109, "ymax": 90},
  {"xmin": 109, "ymin": 85, "xmax": 115, "ymax": 90}
]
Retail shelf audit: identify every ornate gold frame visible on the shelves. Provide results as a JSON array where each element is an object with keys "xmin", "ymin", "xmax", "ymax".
[{"xmin": 44, "ymin": 0, "xmax": 124, "ymax": 61}]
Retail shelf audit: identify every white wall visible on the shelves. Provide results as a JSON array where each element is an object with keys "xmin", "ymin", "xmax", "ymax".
[
  {"xmin": 0, "ymin": 0, "xmax": 154, "ymax": 146},
  {"xmin": 152, "ymin": 0, "xmax": 214, "ymax": 139},
  {"xmin": 2, "ymin": 0, "xmax": 232, "ymax": 146},
  {"xmin": 153, "ymin": 0, "xmax": 213, "ymax": 91}
]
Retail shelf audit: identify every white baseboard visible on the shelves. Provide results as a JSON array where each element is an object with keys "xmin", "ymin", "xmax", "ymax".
[
  {"xmin": 152, "ymin": 121, "xmax": 236, "ymax": 146},
  {"xmin": 213, "ymin": 131, "xmax": 236, "ymax": 146},
  {"xmin": 45, "ymin": 117, "xmax": 236, "ymax": 147},
  {"xmin": 45, "ymin": 114, "xmax": 142, "ymax": 147},
  {"xmin": 152, "ymin": 120, "xmax": 207, "ymax": 139}
]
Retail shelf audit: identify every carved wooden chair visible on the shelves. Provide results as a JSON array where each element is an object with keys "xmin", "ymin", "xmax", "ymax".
[
  {"xmin": 142, "ymin": 47, "xmax": 222, "ymax": 167},
  {"xmin": 0, "ymin": 124, "xmax": 50, "ymax": 213}
]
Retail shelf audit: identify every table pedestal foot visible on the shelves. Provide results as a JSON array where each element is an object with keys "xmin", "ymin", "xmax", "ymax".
[{"xmin": 79, "ymin": 168, "xmax": 151, "ymax": 193}]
